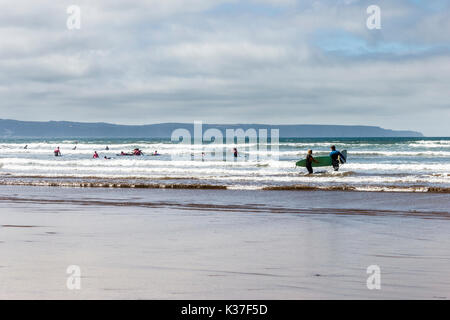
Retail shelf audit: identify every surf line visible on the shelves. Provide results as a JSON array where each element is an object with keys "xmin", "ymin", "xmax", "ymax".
[{"xmin": 181, "ymin": 304, "xmax": 215, "ymax": 318}]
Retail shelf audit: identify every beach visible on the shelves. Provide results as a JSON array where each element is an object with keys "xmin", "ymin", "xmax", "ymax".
[{"xmin": 1, "ymin": 185, "xmax": 450, "ymax": 299}]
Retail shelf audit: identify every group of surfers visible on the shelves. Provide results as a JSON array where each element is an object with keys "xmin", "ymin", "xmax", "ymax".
[
  {"xmin": 118, "ymin": 148, "xmax": 146, "ymax": 156},
  {"xmin": 53, "ymin": 147, "xmax": 160, "ymax": 159},
  {"xmin": 52, "ymin": 146, "xmax": 237, "ymax": 159}
]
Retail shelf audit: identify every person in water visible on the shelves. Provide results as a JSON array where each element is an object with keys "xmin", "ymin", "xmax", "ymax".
[
  {"xmin": 305, "ymin": 149, "xmax": 319, "ymax": 174},
  {"xmin": 330, "ymin": 145, "xmax": 346, "ymax": 171},
  {"xmin": 24, "ymin": 145, "xmax": 28, "ymax": 149},
  {"xmin": 54, "ymin": 147, "xmax": 61, "ymax": 157},
  {"xmin": 133, "ymin": 148, "xmax": 143, "ymax": 156},
  {"xmin": 233, "ymin": 148, "xmax": 238, "ymax": 158},
  {"xmin": 93, "ymin": 151, "xmax": 99, "ymax": 159},
  {"xmin": 105, "ymin": 146, "xmax": 109, "ymax": 150}
]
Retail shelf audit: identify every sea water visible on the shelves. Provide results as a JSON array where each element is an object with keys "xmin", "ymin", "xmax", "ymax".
[{"xmin": 0, "ymin": 137, "xmax": 449, "ymax": 192}]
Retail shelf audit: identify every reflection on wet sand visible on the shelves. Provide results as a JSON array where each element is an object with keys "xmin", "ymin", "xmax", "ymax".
[{"xmin": 0, "ymin": 185, "xmax": 449, "ymax": 299}]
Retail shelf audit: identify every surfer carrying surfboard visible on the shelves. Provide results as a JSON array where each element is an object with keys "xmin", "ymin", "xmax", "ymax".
[
  {"xmin": 330, "ymin": 145, "xmax": 346, "ymax": 171},
  {"xmin": 305, "ymin": 150, "xmax": 319, "ymax": 174},
  {"xmin": 296, "ymin": 148, "xmax": 347, "ymax": 171}
]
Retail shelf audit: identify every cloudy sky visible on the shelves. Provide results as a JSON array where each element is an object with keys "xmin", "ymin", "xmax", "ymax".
[{"xmin": 0, "ymin": 0, "xmax": 449, "ymax": 135}]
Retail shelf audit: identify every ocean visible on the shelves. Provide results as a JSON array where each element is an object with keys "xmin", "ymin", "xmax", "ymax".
[{"xmin": 0, "ymin": 137, "xmax": 449, "ymax": 192}]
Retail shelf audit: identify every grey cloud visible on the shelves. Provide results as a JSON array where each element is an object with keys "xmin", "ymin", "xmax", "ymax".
[{"xmin": 0, "ymin": 0, "xmax": 448, "ymax": 135}]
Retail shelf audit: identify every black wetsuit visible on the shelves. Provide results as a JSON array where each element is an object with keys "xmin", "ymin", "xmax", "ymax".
[
  {"xmin": 330, "ymin": 150, "xmax": 346, "ymax": 171},
  {"xmin": 306, "ymin": 154, "xmax": 314, "ymax": 174}
]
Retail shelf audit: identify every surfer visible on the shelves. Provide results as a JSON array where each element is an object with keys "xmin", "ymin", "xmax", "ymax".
[
  {"xmin": 93, "ymin": 151, "xmax": 99, "ymax": 159},
  {"xmin": 233, "ymin": 148, "xmax": 238, "ymax": 158},
  {"xmin": 105, "ymin": 146, "xmax": 109, "ymax": 151},
  {"xmin": 24, "ymin": 145, "xmax": 28, "ymax": 149},
  {"xmin": 117, "ymin": 149, "xmax": 143, "ymax": 156},
  {"xmin": 305, "ymin": 150, "xmax": 319, "ymax": 174},
  {"xmin": 54, "ymin": 147, "xmax": 61, "ymax": 157},
  {"xmin": 330, "ymin": 145, "xmax": 346, "ymax": 171}
]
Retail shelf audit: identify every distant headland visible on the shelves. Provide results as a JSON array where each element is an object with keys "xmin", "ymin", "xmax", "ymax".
[{"xmin": 0, "ymin": 119, "xmax": 423, "ymax": 138}]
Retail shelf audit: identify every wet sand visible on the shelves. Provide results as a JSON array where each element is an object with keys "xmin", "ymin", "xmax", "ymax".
[{"xmin": 0, "ymin": 185, "xmax": 450, "ymax": 299}]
